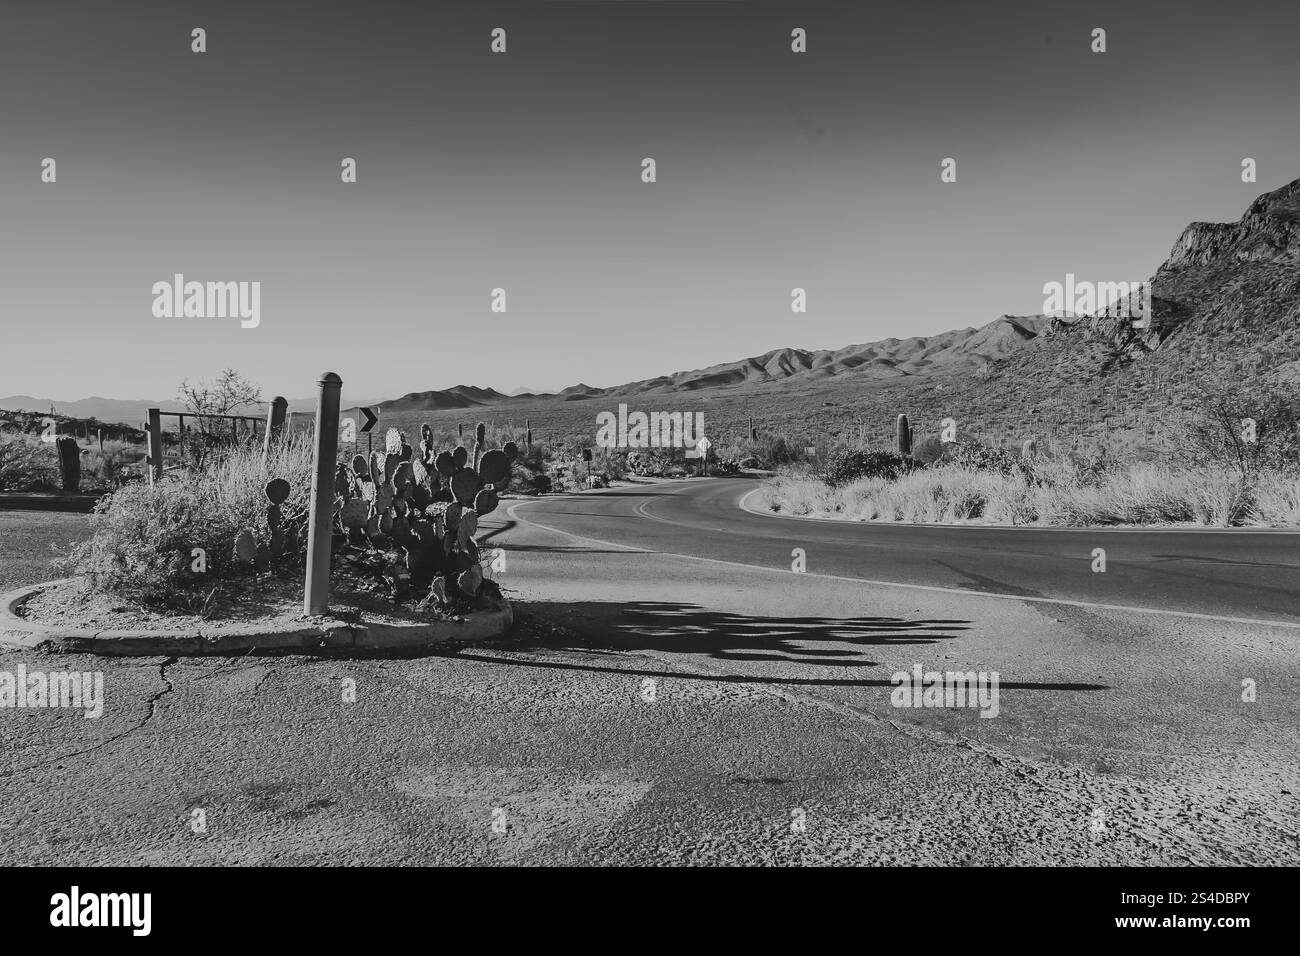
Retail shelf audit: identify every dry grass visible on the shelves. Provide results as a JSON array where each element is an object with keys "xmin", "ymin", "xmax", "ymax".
[
  {"xmin": 756, "ymin": 462, "xmax": 1298, "ymax": 527},
  {"xmin": 58, "ymin": 437, "xmax": 315, "ymax": 604},
  {"xmin": 0, "ymin": 431, "xmax": 145, "ymax": 491}
]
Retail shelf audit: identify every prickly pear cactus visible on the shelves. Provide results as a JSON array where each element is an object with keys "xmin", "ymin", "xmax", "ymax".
[
  {"xmin": 266, "ymin": 478, "xmax": 291, "ymax": 506},
  {"xmin": 340, "ymin": 498, "xmax": 368, "ymax": 529},
  {"xmin": 478, "ymin": 449, "xmax": 510, "ymax": 486},
  {"xmin": 325, "ymin": 431, "xmax": 507, "ymax": 606},
  {"xmin": 450, "ymin": 468, "xmax": 482, "ymax": 505}
]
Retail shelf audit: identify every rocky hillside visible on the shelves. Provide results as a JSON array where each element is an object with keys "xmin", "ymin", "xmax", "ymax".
[{"xmin": 900, "ymin": 176, "xmax": 1300, "ymax": 444}]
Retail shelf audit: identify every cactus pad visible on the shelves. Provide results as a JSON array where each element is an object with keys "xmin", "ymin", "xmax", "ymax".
[
  {"xmin": 503, "ymin": 441, "xmax": 519, "ymax": 463},
  {"xmin": 234, "ymin": 529, "xmax": 257, "ymax": 562},
  {"xmin": 265, "ymin": 478, "xmax": 291, "ymax": 505},
  {"xmin": 452, "ymin": 446, "xmax": 468, "ymax": 469},
  {"xmin": 478, "ymin": 449, "xmax": 510, "ymax": 486},
  {"xmin": 429, "ymin": 577, "xmax": 449, "ymax": 605},
  {"xmin": 340, "ymin": 498, "xmax": 368, "ymax": 529},
  {"xmin": 457, "ymin": 510, "xmax": 479, "ymax": 550},
  {"xmin": 450, "ymin": 468, "xmax": 482, "ymax": 505},
  {"xmin": 457, "ymin": 565, "xmax": 483, "ymax": 596},
  {"xmin": 473, "ymin": 488, "xmax": 499, "ymax": 516}
]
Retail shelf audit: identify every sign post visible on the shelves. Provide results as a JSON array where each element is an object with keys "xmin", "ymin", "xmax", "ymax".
[
  {"xmin": 261, "ymin": 396, "xmax": 288, "ymax": 470},
  {"xmin": 360, "ymin": 405, "xmax": 379, "ymax": 456},
  {"xmin": 305, "ymin": 373, "xmax": 342, "ymax": 616}
]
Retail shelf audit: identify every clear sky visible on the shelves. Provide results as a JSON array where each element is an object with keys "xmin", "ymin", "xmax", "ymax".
[{"xmin": 2, "ymin": 0, "xmax": 1297, "ymax": 402}]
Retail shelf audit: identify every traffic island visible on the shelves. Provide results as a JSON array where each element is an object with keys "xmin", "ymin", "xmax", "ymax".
[{"xmin": 0, "ymin": 577, "xmax": 514, "ymax": 657}]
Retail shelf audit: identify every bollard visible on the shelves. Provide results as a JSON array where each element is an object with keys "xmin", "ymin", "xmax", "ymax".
[
  {"xmin": 55, "ymin": 435, "xmax": 81, "ymax": 492},
  {"xmin": 146, "ymin": 408, "xmax": 163, "ymax": 484},
  {"xmin": 304, "ymin": 373, "xmax": 342, "ymax": 616},
  {"xmin": 261, "ymin": 396, "xmax": 288, "ymax": 469}
]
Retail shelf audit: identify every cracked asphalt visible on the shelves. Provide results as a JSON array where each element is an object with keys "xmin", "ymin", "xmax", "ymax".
[{"xmin": 1, "ymin": 498, "xmax": 1297, "ymax": 866}]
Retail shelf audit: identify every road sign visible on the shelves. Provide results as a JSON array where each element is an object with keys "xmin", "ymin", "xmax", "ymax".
[
  {"xmin": 360, "ymin": 406, "xmax": 379, "ymax": 432},
  {"xmin": 685, "ymin": 436, "xmax": 711, "ymax": 459}
]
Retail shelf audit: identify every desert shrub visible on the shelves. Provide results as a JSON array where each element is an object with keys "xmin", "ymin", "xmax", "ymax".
[
  {"xmin": 821, "ymin": 449, "xmax": 909, "ymax": 486},
  {"xmin": 83, "ymin": 439, "xmax": 147, "ymax": 487},
  {"xmin": 509, "ymin": 442, "xmax": 553, "ymax": 494},
  {"xmin": 58, "ymin": 437, "xmax": 314, "ymax": 606},
  {"xmin": 710, "ymin": 455, "xmax": 742, "ymax": 475},
  {"xmin": 1182, "ymin": 382, "xmax": 1300, "ymax": 476},
  {"xmin": 741, "ymin": 434, "xmax": 803, "ymax": 468},
  {"xmin": 1249, "ymin": 470, "xmax": 1300, "ymax": 525},
  {"xmin": 941, "ymin": 441, "xmax": 1038, "ymax": 482},
  {"xmin": 912, "ymin": 436, "xmax": 945, "ymax": 466},
  {"xmin": 626, "ymin": 450, "xmax": 678, "ymax": 477},
  {"xmin": 0, "ymin": 432, "xmax": 60, "ymax": 491}
]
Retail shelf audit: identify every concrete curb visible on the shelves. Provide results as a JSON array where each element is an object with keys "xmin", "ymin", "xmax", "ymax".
[
  {"xmin": 0, "ymin": 493, "xmax": 105, "ymax": 514},
  {"xmin": 0, "ymin": 578, "xmax": 514, "ymax": 657}
]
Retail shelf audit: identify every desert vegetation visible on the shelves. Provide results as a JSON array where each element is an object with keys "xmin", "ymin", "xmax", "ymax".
[{"xmin": 754, "ymin": 385, "xmax": 1300, "ymax": 528}]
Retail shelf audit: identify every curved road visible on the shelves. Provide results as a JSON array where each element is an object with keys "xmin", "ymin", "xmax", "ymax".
[
  {"xmin": 3, "ymin": 491, "xmax": 1297, "ymax": 865},
  {"xmin": 506, "ymin": 477, "xmax": 1300, "ymax": 628}
]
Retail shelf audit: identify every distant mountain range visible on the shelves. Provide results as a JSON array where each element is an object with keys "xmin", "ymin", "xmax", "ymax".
[{"xmin": 9, "ymin": 177, "xmax": 1298, "ymax": 432}]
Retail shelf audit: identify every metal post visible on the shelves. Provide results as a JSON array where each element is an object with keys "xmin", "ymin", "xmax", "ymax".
[
  {"xmin": 146, "ymin": 408, "xmax": 163, "ymax": 484},
  {"xmin": 262, "ymin": 396, "xmax": 288, "ymax": 469},
  {"xmin": 305, "ymin": 373, "xmax": 342, "ymax": 616}
]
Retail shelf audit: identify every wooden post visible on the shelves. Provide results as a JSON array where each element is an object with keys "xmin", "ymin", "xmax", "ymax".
[
  {"xmin": 305, "ymin": 373, "xmax": 342, "ymax": 616},
  {"xmin": 98, "ymin": 429, "xmax": 103, "ymax": 453},
  {"xmin": 146, "ymin": 408, "xmax": 163, "ymax": 484},
  {"xmin": 262, "ymin": 396, "xmax": 288, "ymax": 469}
]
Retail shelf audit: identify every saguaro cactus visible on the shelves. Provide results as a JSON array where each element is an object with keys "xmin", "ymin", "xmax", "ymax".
[
  {"xmin": 55, "ymin": 435, "xmax": 81, "ymax": 492},
  {"xmin": 896, "ymin": 414, "xmax": 912, "ymax": 458},
  {"xmin": 1022, "ymin": 438, "xmax": 1037, "ymax": 458}
]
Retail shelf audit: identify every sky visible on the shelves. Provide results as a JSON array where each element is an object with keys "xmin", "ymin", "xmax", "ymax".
[{"xmin": 2, "ymin": 0, "xmax": 1298, "ymax": 403}]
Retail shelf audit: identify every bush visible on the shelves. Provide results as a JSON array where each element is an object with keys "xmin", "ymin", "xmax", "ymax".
[
  {"xmin": 1182, "ymin": 383, "xmax": 1300, "ymax": 477},
  {"xmin": 0, "ymin": 432, "xmax": 60, "ymax": 491},
  {"xmin": 820, "ymin": 449, "xmax": 910, "ymax": 486},
  {"xmin": 941, "ymin": 441, "xmax": 1038, "ymax": 482},
  {"xmin": 58, "ymin": 437, "xmax": 314, "ymax": 606},
  {"xmin": 912, "ymin": 436, "xmax": 944, "ymax": 466}
]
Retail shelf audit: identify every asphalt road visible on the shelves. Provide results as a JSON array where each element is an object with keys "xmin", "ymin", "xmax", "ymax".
[
  {"xmin": 1, "ymin": 487, "xmax": 1297, "ymax": 865},
  {"xmin": 506, "ymin": 477, "xmax": 1300, "ymax": 627}
]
